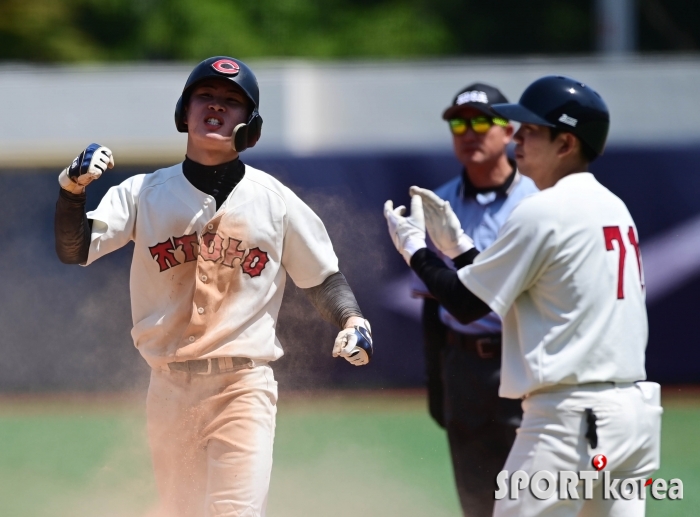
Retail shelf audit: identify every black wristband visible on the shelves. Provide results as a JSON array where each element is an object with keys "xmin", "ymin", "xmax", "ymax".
[{"xmin": 452, "ymin": 247, "xmax": 480, "ymax": 269}]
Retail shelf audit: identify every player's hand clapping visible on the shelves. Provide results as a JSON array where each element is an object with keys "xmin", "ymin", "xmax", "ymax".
[
  {"xmin": 383, "ymin": 194, "xmax": 427, "ymax": 264},
  {"xmin": 410, "ymin": 186, "xmax": 475, "ymax": 259},
  {"xmin": 58, "ymin": 143, "xmax": 114, "ymax": 195}
]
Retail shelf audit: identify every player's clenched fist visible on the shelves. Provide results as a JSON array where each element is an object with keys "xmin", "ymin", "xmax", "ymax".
[
  {"xmin": 58, "ymin": 143, "xmax": 114, "ymax": 194},
  {"xmin": 333, "ymin": 320, "xmax": 373, "ymax": 366},
  {"xmin": 409, "ymin": 186, "xmax": 475, "ymax": 259}
]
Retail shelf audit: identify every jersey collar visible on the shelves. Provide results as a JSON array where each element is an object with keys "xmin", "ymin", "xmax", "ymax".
[{"xmin": 182, "ymin": 156, "xmax": 245, "ymax": 208}]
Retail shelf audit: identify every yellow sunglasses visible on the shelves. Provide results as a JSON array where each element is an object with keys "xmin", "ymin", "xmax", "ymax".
[{"xmin": 449, "ymin": 116, "xmax": 508, "ymax": 135}]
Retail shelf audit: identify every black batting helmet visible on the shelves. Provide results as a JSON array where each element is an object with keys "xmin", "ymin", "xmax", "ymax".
[
  {"xmin": 492, "ymin": 76, "xmax": 610, "ymax": 157},
  {"xmin": 174, "ymin": 56, "xmax": 263, "ymax": 152}
]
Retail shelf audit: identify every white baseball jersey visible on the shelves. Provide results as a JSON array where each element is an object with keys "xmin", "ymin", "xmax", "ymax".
[
  {"xmin": 459, "ymin": 173, "xmax": 647, "ymax": 398},
  {"xmin": 86, "ymin": 163, "xmax": 339, "ymax": 369}
]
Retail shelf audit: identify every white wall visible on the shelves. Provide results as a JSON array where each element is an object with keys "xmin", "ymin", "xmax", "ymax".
[{"xmin": 1, "ymin": 55, "xmax": 699, "ymax": 167}]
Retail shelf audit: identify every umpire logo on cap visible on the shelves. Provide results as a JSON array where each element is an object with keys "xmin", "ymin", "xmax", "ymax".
[
  {"xmin": 442, "ymin": 82, "xmax": 509, "ymax": 120},
  {"xmin": 456, "ymin": 90, "xmax": 489, "ymax": 105}
]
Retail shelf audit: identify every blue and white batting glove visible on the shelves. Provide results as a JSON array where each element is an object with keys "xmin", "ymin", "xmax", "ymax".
[
  {"xmin": 58, "ymin": 143, "xmax": 114, "ymax": 194},
  {"xmin": 384, "ymin": 194, "xmax": 427, "ymax": 265},
  {"xmin": 409, "ymin": 186, "xmax": 474, "ymax": 259},
  {"xmin": 333, "ymin": 320, "xmax": 373, "ymax": 366}
]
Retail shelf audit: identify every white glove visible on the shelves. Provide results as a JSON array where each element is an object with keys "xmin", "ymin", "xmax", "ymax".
[
  {"xmin": 59, "ymin": 144, "xmax": 114, "ymax": 195},
  {"xmin": 409, "ymin": 186, "xmax": 474, "ymax": 259},
  {"xmin": 383, "ymin": 195, "xmax": 427, "ymax": 265},
  {"xmin": 333, "ymin": 320, "xmax": 373, "ymax": 366}
]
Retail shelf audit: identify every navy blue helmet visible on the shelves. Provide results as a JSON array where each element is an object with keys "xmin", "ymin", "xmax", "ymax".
[
  {"xmin": 174, "ymin": 56, "xmax": 262, "ymax": 152},
  {"xmin": 492, "ymin": 76, "xmax": 610, "ymax": 157}
]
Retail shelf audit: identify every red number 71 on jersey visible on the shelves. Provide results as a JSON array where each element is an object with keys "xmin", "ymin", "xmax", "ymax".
[{"xmin": 603, "ymin": 226, "xmax": 644, "ymax": 299}]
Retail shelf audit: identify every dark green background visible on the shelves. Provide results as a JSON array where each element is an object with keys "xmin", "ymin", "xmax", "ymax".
[{"xmin": 0, "ymin": 0, "xmax": 697, "ymax": 62}]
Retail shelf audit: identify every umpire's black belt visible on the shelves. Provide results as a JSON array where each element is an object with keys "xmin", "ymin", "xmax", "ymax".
[
  {"xmin": 167, "ymin": 357, "xmax": 255, "ymax": 375},
  {"xmin": 446, "ymin": 330, "xmax": 502, "ymax": 359}
]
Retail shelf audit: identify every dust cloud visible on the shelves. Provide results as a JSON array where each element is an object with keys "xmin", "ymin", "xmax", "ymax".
[{"xmin": 272, "ymin": 184, "xmax": 391, "ymax": 391}]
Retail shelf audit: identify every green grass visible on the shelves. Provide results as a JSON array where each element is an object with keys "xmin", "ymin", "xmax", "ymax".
[
  {"xmin": 646, "ymin": 400, "xmax": 700, "ymax": 517},
  {"xmin": 268, "ymin": 393, "xmax": 460, "ymax": 516},
  {"xmin": 0, "ymin": 398, "xmax": 154, "ymax": 517},
  {"xmin": 0, "ymin": 392, "xmax": 696, "ymax": 517}
]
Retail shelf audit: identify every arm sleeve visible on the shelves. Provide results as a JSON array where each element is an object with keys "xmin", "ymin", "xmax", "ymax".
[
  {"xmin": 302, "ymin": 271, "xmax": 363, "ymax": 329},
  {"xmin": 422, "ymin": 298, "xmax": 447, "ymax": 428},
  {"xmin": 410, "ymin": 248, "xmax": 492, "ymax": 325},
  {"xmin": 83, "ymin": 176, "xmax": 140, "ymax": 265},
  {"xmin": 412, "ymin": 237, "xmax": 476, "ymax": 298},
  {"xmin": 281, "ymin": 188, "xmax": 339, "ymax": 288},
  {"xmin": 54, "ymin": 189, "xmax": 92, "ymax": 265}
]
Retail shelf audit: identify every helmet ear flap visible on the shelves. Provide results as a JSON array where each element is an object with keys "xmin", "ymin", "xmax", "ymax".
[
  {"xmin": 232, "ymin": 123, "xmax": 249, "ymax": 152},
  {"xmin": 246, "ymin": 114, "xmax": 262, "ymax": 149},
  {"xmin": 231, "ymin": 114, "xmax": 263, "ymax": 152},
  {"xmin": 174, "ymin": 96, "xmax": 188, "ymax": 133}
]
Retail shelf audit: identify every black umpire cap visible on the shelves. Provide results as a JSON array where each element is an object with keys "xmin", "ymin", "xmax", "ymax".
[
  {"xmin": 491, "ymin": 76, "xmax": 610, "ymax": 157},
  {"xmin": 442, "ymin": 83, "xmax": 509, "ymax": 120}
]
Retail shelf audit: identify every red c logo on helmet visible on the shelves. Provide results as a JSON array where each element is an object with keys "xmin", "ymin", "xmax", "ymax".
[{"xmin": 211, "ymin": 59, "xmax": 240, "ymax": 75}]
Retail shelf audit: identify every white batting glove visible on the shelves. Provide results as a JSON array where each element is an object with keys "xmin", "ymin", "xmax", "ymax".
[
  {"xmin": 59, "ymin": 143, "xmax": 114, "ymax": 195},
  {"xmin": 333, "ymin": 320, "xmax": 373, "ymax": 366},
  {"xmin": 409, "ymin": 186, "xmax": 474, "ymax": 259},
  {"xmin": 384, "ymin": 195, "xmax": 427, "ymax": 265}
]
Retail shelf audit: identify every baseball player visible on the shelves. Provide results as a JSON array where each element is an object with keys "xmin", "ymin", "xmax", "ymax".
[
  {"xmin": 413, "ymin": 83, "xmax": 537, "ymax": 515},
  {"xmin": 385, "ymin": 75, "xmax": 661, "ymax": 516},
  {"xmin": 54, "ymin": 56, "xmax": 373, "ymax": 517}
]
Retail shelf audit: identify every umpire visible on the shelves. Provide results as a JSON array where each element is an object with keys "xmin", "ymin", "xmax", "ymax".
[{"xmin": 413, "ymin": 83, "xmax": 538, "ymax": 515}]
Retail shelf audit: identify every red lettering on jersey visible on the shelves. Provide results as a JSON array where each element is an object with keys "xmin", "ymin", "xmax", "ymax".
[
  {"xmin": 149, "ymin": 239, "xmax": 180, "ymax": 272},
  {"xmin": 200, "ymin": 232, "xmax": 225, "ymax": 262},
  {"xmin": 154, "ymin": 230, "xmax": 269, "ymax": 275},
  {"xmin": 173, "ymin": 233, "xmax": 199, "ymax": 263},
  {"xmin": 627, "ymin": 226, "xmax": 645, "ymax": 290},
  {"xmin": 222, "ymin": 237, "xmax": 246, "ymax": 268},
  {"xmin": 603, "ymin": 226, "xmax": 627, "ymax": 299},
  {"xmin": 242, "ymin": 247, "xmax": 269, "ymax": 277}
]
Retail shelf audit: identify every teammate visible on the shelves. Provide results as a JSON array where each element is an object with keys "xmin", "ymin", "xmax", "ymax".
[
  {"xmin": 54, "ymin": 56, "xmax": 373, "ymax": 517},
  {"xmin": 385, "ymin": 75, "xmax": 661, "ymax": 516},
  {"xmin": 413, "ymin": 83, "xmax": 537, "ymax": 515}
]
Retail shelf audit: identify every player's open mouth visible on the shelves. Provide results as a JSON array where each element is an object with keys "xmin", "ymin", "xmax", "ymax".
[{"xmin": 205, "ymin": 117, "xmax": 223, "ymax": 127}]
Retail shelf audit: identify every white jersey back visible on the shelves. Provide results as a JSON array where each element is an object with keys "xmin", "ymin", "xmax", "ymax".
[
  {"xmin": 86, "ymin": 163, "xmax": 339, "ymax": 369},
  {"xmin": 459, "ymin": 173, "xmax": 647, "ymax": 398}
]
